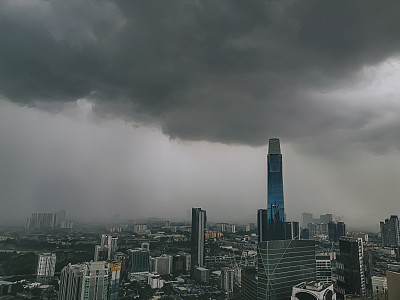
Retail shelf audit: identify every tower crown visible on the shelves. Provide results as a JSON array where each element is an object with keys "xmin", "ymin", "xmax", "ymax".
[{"xmin": 268, "ymin": 138, "xmax": 281, "ymax": 154}]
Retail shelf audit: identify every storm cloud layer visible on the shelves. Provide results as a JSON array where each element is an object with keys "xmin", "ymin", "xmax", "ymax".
[
  {"xmin": 1, "ymin": 1, "xmax": 400, "ymax": 228},
  {"xmin": 1, "ymin": 0, "xmax": 400, "ymax": 147}
]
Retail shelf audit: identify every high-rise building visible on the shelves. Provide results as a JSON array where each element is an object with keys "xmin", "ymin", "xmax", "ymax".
[
  {"xmin": 380, "ymin": 215, "xmax": 400, "ymax": 247},
  {"xmin": 150, "ymin": 254, "xmax": 173, "ymax": 275},
  {"xmin": 387, "ymin": 263, "xmax": 400, "ymax": 300},
  {"xmin": 257, "ymin": 240, "xmax": 316, "ymax": 300},
  {"xmin": 59, "ymin": 261, "xmax": 109, "ymax": 300},
  {"xmin": 191, "ymin": 207, "xmax": 206, "ymax": 274},
  {"xmin": 328, "ymin": 221, "xmax": 346, "ymax": 242},
  {"xmin": 221, "ymin": 267, "xmax": 235, "ymax": 299},
  {"xmin": 109, "ymin": 260, "xmax": 121, "ymax": 300},
  {"xmin": 172, "ymin": 252, "xmax": 191, "ymax": 274},
  {"xmin": 127, "ymin": 249, "xmax": 150, "ymax": 274},
  {"xmin": 316, "ymin": 254, "xmax": 332, "ymax": 284},
  {"xmin": 257, "ymin": 209, "xmax": 268, "ymax": 242},
  {"xmin": 241, "ymin": 266, "xmax": 257, "ymax": 300},
  {"xmin": 266, "ymin": 138, "xmax": 285, "ymax": 241},
  {"xmin": 193, "ymin": 267, "xmax": 209, "ymax": 284},
  {"xmin": 36, "ymin": 253, "xmax": 56, "ymax": 283},
  {"xmin": 26, "ymin": 210, "xmax": 67, "ymax": 230},
  {"xmin": 302, "ymin": 213, "xmax": 314, "ymax": 228},
  {"xmin": 285, "ymin": 221, "xmax": 300, "ymax": 240},
  {"xmin": 320, "ymin": 214, "xmax": 333, "ymax": 224},
  {"xmin": 133, "ymin": 224, "xmax": 148, "ymax": 234},
  {"xmin": 94, "ymin": 234, "xmax": 118, "ymax": 261},
  {"xmin": 336, "ymin": 237, "xmax": 366, "ymax": 298}
]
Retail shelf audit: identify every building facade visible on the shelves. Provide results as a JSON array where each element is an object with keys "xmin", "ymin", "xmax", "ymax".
[
  {"xmin": 336, "ymin": 237, "xmax": 366, "ymax": 298},
  {"xmin": 221, "ymin": 267, "xmax": 235, "ymax": 299},
  {"xmin": 266, "ymin": 138, "xmax": 285, "ymax": 241},
  {"xmin": 380, "ymin": 215, "xmax": 400, "ymax": 247},
  {"xmin": 257, "ymin": 239, "xmax": 316, "ymax": 300},
  {"xmin": 36, "ymin": 253, "xmax": 56, "ymax": 283},
  {"xmin": 191, "ymin": 207, "xmax": 206, "ymax": 274}
]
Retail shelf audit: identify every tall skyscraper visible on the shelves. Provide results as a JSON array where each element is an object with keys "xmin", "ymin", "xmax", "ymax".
[
  {"xmin": 191, "ymin": 207, "xmax": 206, "ymax": 274},
  {"xmin": 221, "ymin": 267, "xmax": 235, "ymax": 298},
  {"xmin": 94, "ymin": 234, "xmax": 118, "ymax": 261},
  {"xmin": 266, "ymin": 138, "xmax": 285, "ymax": 241},
  {"xmin": 36, "ymin": 253, "xmax": 56, "ymax": 283}
]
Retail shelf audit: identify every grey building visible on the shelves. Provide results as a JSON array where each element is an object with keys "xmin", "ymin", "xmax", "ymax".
[
  {"xmin": 36, "ymin": 253, "xmax": 56, "ymax": 283},
  {"xmin": 380, "ymin": 215, "xmax": 400, "ymax": 247},
  {"xmin": 59, "ymin": 261, "xmax": 109, "ymax": 300},
  {"xmin": 191, "ymin": 207, "xmax": 206, "ymax": 274},
  {"xmin": 257, "ymin": 239, "xmax": 316, "ymax": 300},
  {"xmin": 94, "ymin": 234, "xmax": 118, "ymax": 261},
  {"xmin": 127, "ymin": 249, "xmax": 150, "ymax": 274},
  {"xmin": 221, "ymin": 267, "xmax": 235, "ymax": 298}
]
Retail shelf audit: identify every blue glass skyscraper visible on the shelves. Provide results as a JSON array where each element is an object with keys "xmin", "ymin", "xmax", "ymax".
[{"xmin": 266, "ymin": 138, "xmax": 285, "ymax": 240}]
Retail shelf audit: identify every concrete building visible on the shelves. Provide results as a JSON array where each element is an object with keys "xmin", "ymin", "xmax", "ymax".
[
  {"xmin": 257, "ymin": 240, "xmax": 316, "ymax": 300},
  {"xmin": 371, "ymin": 276, "xmax": 387, "ymax": 296},
  {"xmin": 109, "ymin": 260, "xmax": 121, "ymax": 300},
  {"xmin": 133, "ymin": 224, "xmax": 148, "ymax": 234},
  {"xmin": 316, "ymin": 254, "xmax": 332, "ymax": 284},
  {"xmin": 193, "ymin": 267, "xmax": 209, "ymax": 284},
  {"xmin": 150, "ymin": 254, "xmax": 173, "ymax": 275},
  {"xmin": 387, "ymin": 263, "xmax": 400, "ymax": 300},
  {"xmin": 215, "ymin": 223, "xmax": 236, "ymax": 233},
  {"xmin": 94, "ymin": 234, "xmax": 118, "ymax": 261},
  {"xmin": 380, "ymin": 215, "xmax": 400, "ymax": 247},
  {"xmin": 59, "ymin": 261, "xmax": 109, "ymax": 300},
  {"xmin": 148, "ymin": 274, "xmax": 164, "ymax": 289},
  {"xmin": 127, "ymin": 248, "xmax": 150, "ymax": 274},
  {"xmin": 36, "ymin": 253, "xmax": 56, "ymax": 283},
  {"xmin": 191, "ymin": 207, "xmax": 206, "ymax": 274},
  {"xmin": 221, "ymin": 267, "xmax": 235, "ymax": 298},
  {"xmin": 291, "ymin": 281, "xmax": 336, "ymax": 300}
]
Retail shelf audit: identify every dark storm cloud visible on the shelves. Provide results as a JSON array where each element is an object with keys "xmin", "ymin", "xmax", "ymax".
[{"xmin": 1, "ymin": 0, "xmax": 400, "ymax": 148}]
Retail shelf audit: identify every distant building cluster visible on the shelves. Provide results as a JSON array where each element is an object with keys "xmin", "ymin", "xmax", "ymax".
[{"xmin": 26, "ymin": 210, "xmax": 73, "ymax": 231}]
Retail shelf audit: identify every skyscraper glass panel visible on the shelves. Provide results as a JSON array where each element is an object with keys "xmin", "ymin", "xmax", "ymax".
[{"xmin": 266, "ymin": 138, "xmax": 285, "ymax": 240}]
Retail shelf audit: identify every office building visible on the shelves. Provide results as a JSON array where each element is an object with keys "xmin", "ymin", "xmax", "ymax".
[
  {"xmin": 148, "ymin": 274, "xmax": 164, "ymax": 289},
  {"xmin": 316, "ymin": 254, "xmax": 332, "ymax": 284},
  {"xmin": 328, "ymin": 221, "xmax": 346, "ymax": 243},
  {"xmin": 371, "ymin": 276, "xmax": 387, "ymax": 296},
  {"xmin": 387, "ymin": 263, "xmax": 400, "ymax": 300},
  {"xmin": 258, "ymin": 209, "xmax": 268, "ymax": 242},
  {"xmin": 109, "ymin": 260, "xmax": 121, "ymax": 300},
  {"xmin": 291, "ymin": 281, "xmax": 336, "ymax": 300},
  {"xmin": 221, "ymin": 267, "xmax": 235, "ymax": 298},
  {"xmin": 285, "ymin": 221, "xmax": 300, "ymax": 240},
  {"xmin": 26, "ymin": 210, "xmax": 67, "ymax": 230},
  {"xmin": 257, "ymin": 239, "xmax": 316, "ymax": 300},
  {"xmin": 303, "ymin": 213, "xmax": 314, "ymax": 228},
  {"xmin": 193, "ymin": 267, "xmax": 209, "ymax": 284},
  {"xmin": 320, "ymin": 214, "xmax": 333, "ymax": 224},
  {"xmin": 127, "ymin": 249, "xmax": 150, "ymax": 274},
  {"xmin": 59, "ymin": 261, "xmax": 109, "ymax": 300},
  {"xmin": 133, "ymin": 224, "xmax": 148, "ymax": 234},
  {"xmin": 36, "ymin": 253, "xmax": 56, "ymax": 283},
  {"xmin": 380, "ymin": 215, "xmax": 400, "ymax": 247},
  {"xmin": 336, "ymin": 237, "xmax": 366, "ymax": 298},
  {"xmin": 94, "ymin": 234, "xmax": 118, "ymax": 261},
  {"xmin": 215, "ymin": 223, "xmax": 236, "ymax": 233},
  {"xmin": 301, "ymin": 228, "xmax": 310, "ymax": 240},
  {"xmin": 191, "ymin": 207, "xmax": 206, "ymax": 274},
  {"xmin": 150, "ymin": 254, "xmax": 173, "ymax": 275},
  {"xmin": 241, "ymin": 266, "xmax": 257, "ymax": 300},
  {"xmin": 173, "ymin": 253, "xmax": 190, "ymax": 274},
  {"xmin": 266, "ymin": 138, "xmax": 286, "ymax": 241}
]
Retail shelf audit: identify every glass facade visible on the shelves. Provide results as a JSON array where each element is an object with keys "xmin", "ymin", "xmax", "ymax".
[
  {"xmin": 257, "ymin": 240, "xmax": 316, "ymax": 300},
  {"xmin": 191, "ymin": 208, "xmax": 206, "ymax": 274},
  {"xmin": 266, "ymin": 138, "xmax": 285, "ymax": 241}
]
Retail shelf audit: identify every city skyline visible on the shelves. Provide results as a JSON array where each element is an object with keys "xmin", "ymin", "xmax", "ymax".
[{"xmin": 1, "ymin": 1, "xmax": 400, "ymax": 231}]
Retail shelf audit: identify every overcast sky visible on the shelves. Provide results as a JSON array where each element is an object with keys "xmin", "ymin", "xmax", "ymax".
[{"xmin": 1, "ymin": 1, "xmax": 400, "ymax": 230}]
